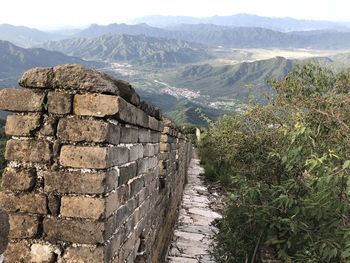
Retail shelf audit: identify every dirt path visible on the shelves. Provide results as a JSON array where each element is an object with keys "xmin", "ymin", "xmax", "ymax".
[{"xmin": 167, "ymin": 155, "xmax": 222, "ymax": 263}]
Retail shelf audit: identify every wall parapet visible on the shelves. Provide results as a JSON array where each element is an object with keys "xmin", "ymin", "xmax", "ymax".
[{"xmin": 0, "ymin": 64, "xmax": 192, "ymax": 263}]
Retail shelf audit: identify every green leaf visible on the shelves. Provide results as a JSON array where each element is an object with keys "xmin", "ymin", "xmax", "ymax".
[{"xmin": 343, "ymin": 160, "xmax": 350, "ymax": 169}]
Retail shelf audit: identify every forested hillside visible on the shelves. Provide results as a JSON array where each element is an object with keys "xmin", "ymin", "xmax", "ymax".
[{"xmin": 200, "ymin": 64, "xmax": 350, "ymax": 262}]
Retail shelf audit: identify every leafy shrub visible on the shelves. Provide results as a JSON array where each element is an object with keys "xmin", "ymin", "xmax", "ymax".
[{"xmin": 200, "ymin": 64, "xmax": 350, "ymax": 262}]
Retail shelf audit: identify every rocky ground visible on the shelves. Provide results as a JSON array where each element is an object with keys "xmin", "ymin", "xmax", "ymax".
[{"xmin": 167, "ymin": 155, "xmax": 222, "ymax": 263}]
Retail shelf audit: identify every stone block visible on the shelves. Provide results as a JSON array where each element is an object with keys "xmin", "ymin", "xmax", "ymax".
[
  {"xmin": 129, "ymin": 177, "xmax": 145, "ymax": 197},
  {"xmin": 63, "ymin": 246, "xmax": 105, "ymax": 263},
  {"xmin": 61, "ymin": 196, "xmax": 106, "ymax": 220},
  {"xmin": 160, "ymin": 142, "xmax": 170, "ymax": 152},
  {"xmin": 5, "ymin": 139, "xmax": 52, "ymax": 163},
  {"xmin": 5, "ymin": 114, "xmax": 41, "ymax": 136},
  {"xmin": 136, "ymin": 108, "xmax": 149, "ymax": 128},
  {"xmin": 18, "ymin": 67, "xmax": 54, "ymax": 88},
  {"xmin": 143, "ymin": 143, "xmax": 160, "ymax": 157},
  {"xmin": 30, "ymin": 243, "xmax": 56, "ymax": 263},
  {"xmin": 44, "ymin": 170, "xmax": 118, "ymax": 194},
  {"xmin": 44, "ymin": 217, "xmax": 106, "ymax": 244},
  {"xmin": 128, "ymin": 144, "xmax": 143, "ymax": 162},
  {"xmin": 8, "ymin": 214, "xmax": 39, "ymax": 238},
  {"xmin": 138, "ymin": 129, "xmax": 151, "ymax": 143},
  {"xmin": 0, "ymin": 192, "xmax": 47, "ymax": 214},
  {"xmin": 58, "ymin": 117, "xmax": 120, "ymax": 144},
  {"xmin": 4, "ymin": 241, "xmax": 30, "ymax": 262},
  {"xmin": 1, "ymin": 167, "xmax": 36, "ymax": 191},
  {"xmin": 0, "ymin": 210, "xmax": 9, "ymax": 254},
  {"xmin": 60, "ymin": 145, "xmax": 128, "ymax": 169},
  {"xmin": 118, "ymin": 162, "xmax": 137, "ymax": 186},
  {"xmin": 39, "ymin": 116, "xmax": 57, "ymax": 136},
  {"xmin": 74, "ymin": 93, "xmax": 119, "ymax": 117},
  {"xmin": 150, "ymin": 131, "xmax": 160, "ymax": 143},
  {"xmin": 106, "ymin": 189, "xmax": 131, "ymax": 218},
  {"xmin": 0, "ymin": 88, "xmax": 45, "ymax": 112},
  {"xmin": 148, "ymin": 117, "xmax": 159, "ymax": 131},
  {"xmin": 74, "ymin": 94, "xmax": 138, "ymax": 125},
  {"xmin": 47, "ymin": 91, "xmax": 72, "ymax": 114},
  {"xmin": 120, "ymin": 126, "xmax": 139, "ymax": 143}
]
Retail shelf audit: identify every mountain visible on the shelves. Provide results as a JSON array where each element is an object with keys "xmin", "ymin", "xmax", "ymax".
[
  {"xmin": 0, "ymin": 40, "xmax": 102, "ymax": 87},
  {"xmin": 42, "ymin": 34, "xmax": 211, "ymax": 67},
  {"xmin": 0, "ymin": 24, "xmax": 62, "ymax": 48},
  {"xmin": 132, "ymin": 14, "xmax": 350, "ymax": 32},
  {"xmin": 167, "ymin": 25, "xmax": 350, "ymax": 49},
  {"xmin": 65, "ymin": 22, "xmax": 350, "ymax": 50},
  {"xmin": 161, "ymin": 57, "xmax": 296, "ymax": 100},
  {"xmin": 75, "ymin": 23, "xmax": 167, "ymax": 38}
]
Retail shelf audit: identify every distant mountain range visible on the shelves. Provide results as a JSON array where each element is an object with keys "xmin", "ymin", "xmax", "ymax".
[
  {"xmin": 0, "ymin": 24, "xmax": 64, "ymax": 48},
  {"xmin": 66, "ymin": 23, "xmax": 350, "ymax": 50},
  {"xmin": 0, "ymin": 40, "xmax": 102, "ymax": 87},
  {"xmin": 42, "ymin": 34, "xmax": 211, "ymax": 66},
  {"xmin": 132, "ymin": 14, "xmax": 350, "ymax": 32}
]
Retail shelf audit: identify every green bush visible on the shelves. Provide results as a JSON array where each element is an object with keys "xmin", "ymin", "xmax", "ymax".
[{"xmin": 200, "ymin": 64, "xmax": 350, "ymax": 262}]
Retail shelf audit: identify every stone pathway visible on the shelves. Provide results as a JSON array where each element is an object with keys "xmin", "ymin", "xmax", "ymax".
[{"xmin": 167, "ymin": 155, "xmax": 222, "ymax": 263}]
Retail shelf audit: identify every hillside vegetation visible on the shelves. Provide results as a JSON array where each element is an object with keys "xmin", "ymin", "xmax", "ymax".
[
  {"xmin": 200, "ymin": 64, "xmax": 350, "ymax": 262},
  {"xmin": 162, "ymin": 57, "xmax": 295, "ymax": 100},
  {"xmin": 42, "ymin": 34, "xmax": 211, "ymax": 67}
]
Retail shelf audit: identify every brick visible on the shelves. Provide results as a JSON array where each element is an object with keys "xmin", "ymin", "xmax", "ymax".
[
  {"xmin": 58, "ymin": 117, "xmax": 120, "ymax": 144},
  {"xmin": 60, "ymin": 145, "xmax": 128, "ymax": 169},
  {"xmin": 105, "ymin": 200, "xmax": 134, "ymax": 239},
  {"xmin": 30, "ymin": 243, "xmax": 56, "ymax": 263},
  {"xmin": 105, "ymin": 227, "xmax": 125, "ymax": 263},
  {"xmin": 161, "ymin": 134, "xmax": 174, "ymax": 143},
  {"xmin": 5, "ymin": 241, "xmax": 31, "ymax": 263},
  {"xmin": 61, "ymin": 196, "xmax": 106, "ymax": 220},
  {"xmin": 106, "ymin": 190, "xmax": 128, "ymax": 218},
  {"xmin": 5, "ymin": 139, "xmax": 52, "ymax": 163},
  {"xmin": 44, "ymin": 217, "xmax": 106, "ymax": 244},
  {"xmin": 0, "ymin": 210, "xmax": 9, "ymax": 254},
  {"xmin": 143, "ymin": 143, "xmax": 160, "ymax": 157},
  {"xmin": 136, "ymin": 108, "xmax": 149, "ymax": 128},
  {"xmin": 9, "ymin": 214, "xmax": 39, "ymax": 238},
  {"xmin": 129, "ymin": 177, "xmax": 145, "ymax": 197},
  {"xmin": 118, "ymin": 162, "xmax": 137, "ymax": 185},
  {"xmin": 1, "ymin": 167, "xmax": 36, "ymax": 191},
  {"xmin": 0, "ymin": 88, "xmax": 45, "ymax": 112},
  {"xmin": 44, "ymin": 170, "xmax": 118, "ymax": 194},
  {"xmin": 137, "ymin": 158, "xmax": 150, "ymax": 175},
  {"xmin": 47, "ymin": 91, "xmax": 72, "ymax": 114},
  {"xmin": 148, "ymin": 117, "xmax": 159, "ymax": 131},
  {"xmin": 39, "ymin": 116, "xmax": 57, "ymax": 136},
  {"xmin": 74, "ymin": 93, "xmax": 119, "ymax": 117},
  {"xmin": 128, "ymin": 144, "xmax": 143, "ymax": 162},
  {"xmin": 0, "ymin": 192, "xmax": 47, "ymax": 214},
  {"xmin": 19, "ymin": 67, "xmax": 53, "ymax": 88},
  {"xmin": 120, "ymin": 126, "xmax": 139, "ymax": 143},
  {"xmin": 150, "ymin": 131, "xmax": 160, "ymax": 143},
  {"xmin": 74, "ymin": 94, "xmax": 138, "ymax": 124},
  {"xmin": 63, "ymin": 246, "xmax": 105, "ymax": 263},
  {"xmin": 5, "ymin": 114, "xmax": 41, "ymax": 136},
  {"xmin": 160, "ymin": 142, "xmax": 170, "ymax": 152},
  {"xmin": 138, "ymin": 129, "xmax": 151, "ymax": 143}
]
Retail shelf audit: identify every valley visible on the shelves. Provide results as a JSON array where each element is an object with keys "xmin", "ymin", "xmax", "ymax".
[{"xmin": 1, "ymin": 16, "xmax": 350, "ymax": 125}]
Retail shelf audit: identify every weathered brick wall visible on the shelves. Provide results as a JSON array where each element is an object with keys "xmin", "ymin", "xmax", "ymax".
[{"xmin": 0, "ymin": 64, "xmax": 192, "ymax": 263}]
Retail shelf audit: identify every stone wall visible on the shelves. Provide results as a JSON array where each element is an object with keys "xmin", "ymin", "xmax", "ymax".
[{"xmin": 0, "ymin": 64, "xmax": 192, "ymax": 263}]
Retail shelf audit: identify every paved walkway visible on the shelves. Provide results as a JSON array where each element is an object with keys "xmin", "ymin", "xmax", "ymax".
[{"xmin": 167, "ymin": 156, "xmax": 222, "ymax": 263}]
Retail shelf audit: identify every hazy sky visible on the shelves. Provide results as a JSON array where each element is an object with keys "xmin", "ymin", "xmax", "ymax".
[{"xmin": 1, "ymin": 0, "xmax": 349, "ymax": 30}]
